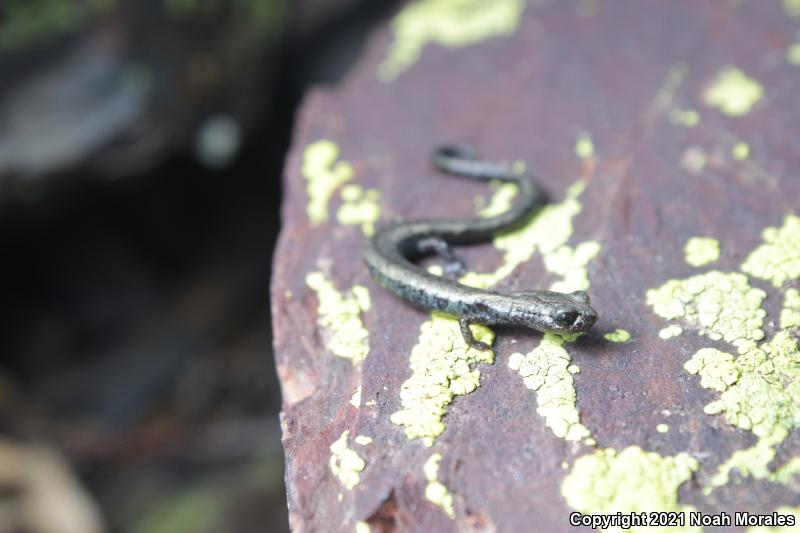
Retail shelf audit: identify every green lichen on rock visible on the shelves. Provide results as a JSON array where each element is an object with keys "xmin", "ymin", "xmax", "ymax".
[
  {"xmin": 305, "ymin": 272, "xmax": 370, "ymax": 365},
  {"xmin": 659, "ymin": 325, "xmax": 683, "ymax": 339},
  {"xmin": 477, "ymin": 181, "xmax": 518, "ymax": 218},
  {"xmin": 544, "ymin": 240, "xmax": 602, "ymax": 293},
  {"xmin": 329, "ymin": 430, "xmax": 366, "ymax": 490},
  {"xmin": 646, "ymin": 271, "xmax": 767, "ymax": 354},
  {"xmin": 337, "ymin": 185, "xmax": 381, "ymax": 236},
  {"xmin": 603, "ymin": 329, "xmax": 632, "ymax": 343},
  {"xmin": 561, "ymin": 447, "xmax": 700, "ymax": 533},
  {"xmin": 648, "ymin": 212, "xmax": 800, "ymax": 495},
  {"xmin": 390, "ymin": 312, "xmax": 494, "ymax": 445},
  {"xmin": 423, "ymin": 453, "xmax": 455, "ymax": 519},
  {"xmin": 704, "ymin": 427, "xmax": 794, "ymax": 495},
  {"xmin": 703, "ymin": 67, "xmax": 764, "ymax": 117},
  {"xmin": 788, "ymin": 38, "xmax": 800, "ymax": 65},
  {"xmin": 732, "ymin": 142, "xmax": 751, "ymax": 161},
  {"xmin": 378, "ymin": 0, "xmax": 526, "ymax": 81},
  {"xmin": 302, "ymin": 140, "xmax": 355, "ymax": 225},
  {"xmin": 458, "ymin": 180, "xmax": 593, "ymax": 290},
  {"xmin": 741, "ymin": 214, "xmax": 800, "ymax": 287},
  {"xmin": 684, "ymin": 348, "xmax": 740, "ymax": 392},
  {"xmin": 785, "ymin": 0, "xmax": 800, "ymax": 17},
  {"xmin": 684, "ymin": 237, "xmax": 720, "ymax": 267},
  {"xmin": 508, "ymin": 334, "xmax": 592, "ymax": 442},
  {"xmin": 699, "ymin": 332, "xmax": 800, "ymax": 438},
  {"xmin": 781, "ymin": 288, "xmax": 800, "ymax": 330},
  {"xmin": 669, "ymin": 108, "xmax": 700, "ymax": 127},
  {"xmin": 574, "ymin": 133, "xmax": 595, "ymax": 159}
]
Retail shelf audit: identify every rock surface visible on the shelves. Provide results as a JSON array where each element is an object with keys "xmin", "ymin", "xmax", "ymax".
[{"xmin": 272, "ymin": 1, "xmax": 800, "ymax": 531}]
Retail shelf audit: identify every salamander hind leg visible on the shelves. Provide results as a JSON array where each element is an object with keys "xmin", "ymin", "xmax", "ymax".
[
  {"xmin": 459, "ymin": 316, "xmax": 491, "ymax": 351},
  {"xmin": 417, "ymin": 237, "xmax": 466, "ymax": 276}
]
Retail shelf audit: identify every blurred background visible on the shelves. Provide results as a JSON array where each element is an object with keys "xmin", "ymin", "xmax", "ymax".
[{"xmin": 0, "ymin": 1, "xmax": 395, "ymax": 531}]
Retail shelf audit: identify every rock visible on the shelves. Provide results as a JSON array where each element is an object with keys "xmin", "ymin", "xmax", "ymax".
[{"xmin": 272, "ymin": 1, "xmax": 800, "ymax": 531}]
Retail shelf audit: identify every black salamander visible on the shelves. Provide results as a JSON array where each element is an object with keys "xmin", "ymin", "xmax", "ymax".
[{"xmin": 364, "ymin": 144, "xmax": 598, "ymax": 350}]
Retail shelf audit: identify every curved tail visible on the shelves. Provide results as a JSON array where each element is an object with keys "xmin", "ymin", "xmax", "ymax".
[{"xmin": 427, "ymin": 143, "xmax": 543, "ymax": 243}]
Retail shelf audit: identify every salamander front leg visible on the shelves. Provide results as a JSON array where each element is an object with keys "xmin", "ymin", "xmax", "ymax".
[
  {"xmin": 459, "ymin": 316, "xmax": 491, "ymax": 351},
  {"xmin": 417, "ymin": 237, "xmax": 466, "ymax": 276}
]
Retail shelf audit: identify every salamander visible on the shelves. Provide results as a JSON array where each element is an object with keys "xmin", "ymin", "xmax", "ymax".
[{"xmin": 364, "ymin": 143, "xmax": 598, "ymax": 349}]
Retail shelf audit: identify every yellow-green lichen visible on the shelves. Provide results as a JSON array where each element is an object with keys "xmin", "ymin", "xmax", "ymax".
[
  {"xmin": 306, "ymin": 272, "xmax": 370, "ymax": 365},
  {"xmin": 687, "ymin": 330, "xmax": 800, "ymax": 493},
  {"xmin": 544, "ymin": 240, "xmax": 602, "ymax": 293},
  {"xmin": 561, "ymin": 447, "xmax": 700, "ymax": 533},
  {"xmin": 703, "ymin": 67, "xmax": 764, "ymax": 117},
  {"xmin": 732, "ymin": 142, "xmax": 751, "ymax": 161},
  {"xmin": 302, "ymin": 140, "xmax": 354, "ymax": 225},
  {"xmin": 329, "ymin": 430, "xmax": 366, "ymax": 490},
  {"xmin": 354, "ymin": 435, "xmax": 373, "ymax": 446},
  {"xmin": 740, "ymin": 214, "xmax": 800, "ymax": 287},
  {"xmin": 684, "ymin": 237, "xmax": 720, "ymax": 267},
  {"xmin": 649, "ymin": 213, "xmax": 800, "ymax": 496},
  {"xmin": 787, "ymin": 41, "xmax": 800, "ymax": 65},
  {"xmin": 747, "ymin": 506, "xmax": 800, "ymax": 533},
  {"xmin": 461, "ymin": 181, "xmax": 591, "ymax": 289},
  {"xmin": 337, "ymin": 185, "xmax": 381, "ymax": 235},
  {"xmin": 355, "ymin": 521, "xmax": 371, "ymax": 533},
  {"xmin": 684, "ymin": 348, "xmax": 740, "ymax": 393},
  {"xmin": 785, "ymin": 0, "xmax": 800, "ymax": 17},
  {"xmin": 478, "ymin": 181, "xmax": 518, "ymax": 218},
  {"xmin": 393, "ymin": 179, "xmax": 600, "ymax": 445},
  {"xmin": 646, "ymin": 271, "xmax": 767, "ymax": 354},
  {"xmin": 508, "ymin": 334, "xmax": 592, "ymax": 441},
  {"xmin": 688, "ymin": 329, "xmax": 800, "ymax": 437},
  {"xmin": 604, "ymin": 329, "xmax": 631, "ymax": 343},
  {"xmin": 390, "ymin": 313, "xmax": 494, "ymax": 445},
  {"xmin": 423, "ymin": 453, "xmax": 455, "ymax": 519},
  {"xmin": 781, "ymin": 288, "xmax": 800, "ymax": 330},
  {"xmin": 659, "ymin": 325, "xmax": 683, "ymax": 339},
  {"xmin": 669, "ymin": 108, "xmax": 700, "ymax": 127},
  {"xmin": 378, "ymin": 0, "xmax": 526, "ymax": 81},
  {"xmin": 704, "ymin": 427, "xmax": 796, "ymax": 494},
  {"xmin": 656, "ymin": 424, "xmax": 669, "ymax": 434},
  {"xmin": 350, "ymin": 386, "xmax": 362, "ymax": 407},
  {"xmin": 574, "ymin": 133, "xmax": 594, "ymax": 159}
]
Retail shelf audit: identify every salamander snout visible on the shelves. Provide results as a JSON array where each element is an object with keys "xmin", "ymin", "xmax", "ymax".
[
  {"xmin": 555, "ymin": 291, "xmax": 598, "ymax": 333},
  {"xmin": 508, "ymin": 289, "xmax": 598, "ymax": 334}
]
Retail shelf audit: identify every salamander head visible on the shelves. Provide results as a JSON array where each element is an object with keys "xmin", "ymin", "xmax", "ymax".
[{"xmin": 507, "ymin": 290, "xmax": 598, "ymax": 334}]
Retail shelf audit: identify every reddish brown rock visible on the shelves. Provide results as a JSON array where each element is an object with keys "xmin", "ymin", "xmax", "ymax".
[{"xmin": 272, "ymin": 2, "xmax": 800, "ymax": 531}]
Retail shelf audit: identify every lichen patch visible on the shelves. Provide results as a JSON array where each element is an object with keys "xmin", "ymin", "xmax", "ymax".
[
  {"xmin": 379, "ymin": 0, "xmax": 526, "ymax": 81},
  {"xmin": 703, "ymin": 67, "xmax": 764, "ymax": 117},
  {"xmin": 329, "ymin": 430, "xmax": 366, "ymax": 490},
  {"xmin": 302, "ymin": 140, "xmax": 354, "ymax": 225},
  {"xmin": 561, "ymin": 447, "xmax": 700, "ymax": 533},
  {"xmin": 741, "ymin": 214, "xmax": 800, "ymax": 287},
  {"xmin": 306, "ymin": 272, "xmax": 370, "ymax": 365}
]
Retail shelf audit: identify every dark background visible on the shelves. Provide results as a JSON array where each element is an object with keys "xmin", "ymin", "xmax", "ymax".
[{"xmin": 0, "ymin": 1, "xmax": 396, "ymax": 531}]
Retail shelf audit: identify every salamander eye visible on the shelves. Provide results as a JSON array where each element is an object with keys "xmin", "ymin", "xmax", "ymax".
[{"xmin": 555, "ymin": 310, "xmax": 579, "ymax": 327}]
